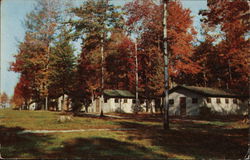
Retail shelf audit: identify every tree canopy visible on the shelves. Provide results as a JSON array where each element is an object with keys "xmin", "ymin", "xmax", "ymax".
[
  {"xmin": 10, "ymin": 0, "xmax": 249, "ymax": 111},
  {"xmin": 199, "ymin": 0, "xmax": 249, "ymax": 93}
]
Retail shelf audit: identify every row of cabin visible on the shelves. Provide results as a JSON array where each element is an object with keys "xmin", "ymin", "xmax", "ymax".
[
  {"xmin": 88, "ymin": 86, "xmax": 248, "ymax": 116},
  {"xmin": 27, "ymin": 85, "xmax": 248, "ymax": 116}
]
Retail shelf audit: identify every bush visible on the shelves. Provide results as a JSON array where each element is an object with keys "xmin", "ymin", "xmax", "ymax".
[
  {"xmin": 199, "ymin": 106, "xmax": 212, "ymax": 118},
  {"xmin": 131, "ymin": 104, "xmax": 144, "ymax": 113},
  {"xmin": 115, "ymin": 107, "xmax": 125, "ymax": 113}
]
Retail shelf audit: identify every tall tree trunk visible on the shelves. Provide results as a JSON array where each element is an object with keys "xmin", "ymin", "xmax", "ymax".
[
  {"xmin": 61, "ymin": 94, "xmax": 65, "ymax": 113},
  {"xmin": 203, "ymin": 63, "xmax": 207, "ymax": 87},
  {"xmin": 228, "ymin": 59, "xmax": 232, "ymax": 89},
  {"xmin": 85, "ymin": 106, "xmax": 88, "ymax": 113},
  {"xmin": 45, "ymin": 42, "xmax": 50, "ymax": 111},
  {"xmin": 24, "ymin": 100, "xmax": 28, "ymax": 110},
  {"xmin": 146, "ymin": 99, "xmax": 149, "ymax": 112},
  {"xmin": 45, "ymin": 96, "xmax": 48, "ymax": 110},
  {"xmin": 149, "ymin": 99, "xmax": 153, "ymax": 114},
  {"xmin": 66, "ymin": 98, "xmax": 69, "ymax": 111},
  {"xmin": 160, "ymin": 98, "xmax": 163, "ymax": 115},
  {"xmin": 100, "ymin": 33, "xmax": 104, "ymax": 117},
  {"xmin": 163, "ymin": 0, "xmax": 170, "ymax": 130},
  {"xmin": 135, "ymin": 39, "xmax": 139, "ymax": 110}
]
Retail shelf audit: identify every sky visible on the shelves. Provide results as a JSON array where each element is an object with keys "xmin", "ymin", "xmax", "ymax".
[{"xmin": 0, "ymin": 0, "xmax": 207, "ymax": 97}]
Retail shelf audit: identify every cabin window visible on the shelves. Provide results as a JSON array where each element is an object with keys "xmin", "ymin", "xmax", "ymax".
[
  {"xmin": 192, "ymin": 98, "xmax": 198, "ymax": 104},
  {"xmin": 124, "ymin": 99, "xmax": 127, "ymax": 103},
  {"xmin": 132, "ymin": 99, "xmax": 136, "ymax": 104},
  {"xmin": 104, "ymin": 98, "xmax": 108, "ymax": 103},
  {"xmin": 233, "ymin": 98, "xmax": 237, "ymax": 104},
  {"xmin": 206, "ymin": 98, "xmax": 211, "ymax": 103},
  {"xmin": 115, "ymin": 98, "xmax": 119, "ymax": 103},
  {"xmin": 169, "ymin": 99, "xmax": 174, "ymax": 105},
  {"xmin": 225, "ymin": 98, "xmax": 229, "ymax": 104},
  {"xmin": 216, "ymin": 98, "xmax": 221, "ymax": 104}
]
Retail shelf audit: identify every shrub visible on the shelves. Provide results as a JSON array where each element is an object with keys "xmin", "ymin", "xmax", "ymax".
[
  {"xmin": 131, "ymin": 104, "xmax": 144, "ymax": 113},
  {"xmin": 115, "ymin": 107, "xmax": 125, "ymax": 113},
  {"xmin": 199, "ymin": 106, "xmax": 212, "ymax": 118}
]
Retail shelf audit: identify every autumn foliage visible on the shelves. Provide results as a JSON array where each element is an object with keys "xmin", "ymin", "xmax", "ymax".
[
  {"xmin": 124, "ymin": 0, "xmax": 200, "ymax": 97},
  {"xmin": 199, "ymin": 0, "xmax": 249, "ymax": 94},
  {"xmin": 9, "ymin": 0, "xmax": 249, "ymax": 110},
  {"xmin": 105, "ymin": 31, "xmax": 135, "ymax": 91},
  {"xmin": 0, "ymin": 92, "xmax": 9, "ymax": 108}
]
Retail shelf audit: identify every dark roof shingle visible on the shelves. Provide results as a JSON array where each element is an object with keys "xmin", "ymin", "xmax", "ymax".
[
  {"xmin": 170, "ymin": 86, "xmax": 244, "ymax": 98},
  {"xmin": 104, "ymin": 89, "xmax": 135, "ymax": 98}
]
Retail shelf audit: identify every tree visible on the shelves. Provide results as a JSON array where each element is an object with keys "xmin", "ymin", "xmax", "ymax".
[
  {"xmin": 11, "ymin": 0, "xmax": 60, "ymax": 109},
  {"xmin": 11, "ymin": 0, "xmax": 74, "ymax": 109},
  {"xmin": 191, "ymin": 28, "xmax": 216, "ymax": 87},
  {"xmin": 71, "ymin": 0, "xmax": 124, "ymax": 115},
  {"xmin": 10, "ymin": 33, "xmax": 45, "ymax": 107},
  {"xmin": 25, "ymin": 0, "xmax": 62, "ymax": 110},
  {"xmin": 124, "ymin": 0, "xmax": 200, "ymax": 114},
  {"xmin": 48, "ymin": 26, "xmax": 76, "ymax": 112},
  {"xmin": 0, "ymin": 92, "xmax": 9, "ymax": 108},
  {"xmin": 162, "ymin": 0, "xmax": 169, "ymax": 129},
  {"xmin": 105, "ymin": 29, "xmax": 135, "ymax": 91},
  {"xmin": 200, "ymin": 0, "xmax": 249, "ymax": 93},
  {"xmin": 124, "ymin": 0, "xmax": 200, "ymax": 87},
  {"xmin": 10, "ymin": 76, "xmax": 31, "ymax": 109}
]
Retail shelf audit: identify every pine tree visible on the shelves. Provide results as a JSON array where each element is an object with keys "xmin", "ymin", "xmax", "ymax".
[
  {"xmin": 71, "ymin": 0, "xmax": 124, "ymax": 114},
  {"xmin": 48, "ymin": 26, "xmax": 76, "ymax": 111}
]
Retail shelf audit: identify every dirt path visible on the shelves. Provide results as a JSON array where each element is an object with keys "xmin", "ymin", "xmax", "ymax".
[{"xmin": 18, "ymin": 128, "xmax": 137, "ymax": 134}]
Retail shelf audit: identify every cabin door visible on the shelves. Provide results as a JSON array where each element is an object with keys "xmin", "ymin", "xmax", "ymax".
[
  {"xmin": 96, "ymin": 99, "xmax": 100, "ymax": 112},
  {"xmin": 180, "ymin": 97, "xmax": 186, "ymax": 116}
]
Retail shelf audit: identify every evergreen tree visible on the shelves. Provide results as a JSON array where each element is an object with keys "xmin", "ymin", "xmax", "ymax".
[
  {"xmin": 70, "ymin": 0, "xmax": 124, "ymax": 108},
  {"xmin": 48, "ymin": 26, "xmax": 76, "ymax": 111}
]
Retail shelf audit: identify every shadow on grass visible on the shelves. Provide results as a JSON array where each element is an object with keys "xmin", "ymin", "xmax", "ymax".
[
  {"xmin": 47, "ymin": 137, "xmax": 166, "ymax": 159},
  {"xmin": 117, "ymin": 121, "xmax": 248, "ymax": 159},
  {"xmin": 0, "ymin": 125, "xmax": 53, "ymax": 158},
  {"xmin": 195, "ymin": 115, "xmax": 246, "ymax": 122}
]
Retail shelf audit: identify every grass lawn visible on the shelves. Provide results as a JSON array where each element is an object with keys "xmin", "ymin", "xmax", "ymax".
[{"xmin": 0, "ymin": 108, "xmax": 248, "ymax": 159}]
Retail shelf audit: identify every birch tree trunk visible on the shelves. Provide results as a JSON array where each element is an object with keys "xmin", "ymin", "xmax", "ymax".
[{"xmin": 163, "ymin": 0, "xmax": 170, "ymax": 130}]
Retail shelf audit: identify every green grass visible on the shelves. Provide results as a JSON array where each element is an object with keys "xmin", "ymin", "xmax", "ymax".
[
  {"xmin": 0, "ymin": 108, "xmax": 248, "ymax": 159},
  {"xmin": 0, "ymin": 109, "xmax": 118, "ymax": 130}
]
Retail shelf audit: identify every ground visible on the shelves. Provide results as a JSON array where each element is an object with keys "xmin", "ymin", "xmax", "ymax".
[{"xmin": 0, "ymin": 108, "xmax": 248, "ymax": 159}]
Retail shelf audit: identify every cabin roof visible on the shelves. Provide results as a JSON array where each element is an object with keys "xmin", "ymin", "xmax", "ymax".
[
  {"xmin": 104, "ymin": 89, "xmax": 135, "ymax": 98},
  {"xmin": 169, "ymin": 85, "xmax": 245, "ymax": 98}
]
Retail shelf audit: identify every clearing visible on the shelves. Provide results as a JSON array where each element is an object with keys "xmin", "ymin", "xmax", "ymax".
[{"xmin": 0, "ymin": 109, "xmax": 248, "ymax": 159}]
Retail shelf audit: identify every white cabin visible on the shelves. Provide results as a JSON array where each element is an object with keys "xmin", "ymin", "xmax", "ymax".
[
  {"xmin": 88, "ymin": 89, "xmax": 156, "ymax": 113},
  {"xmin": 168, "ymin": 86, "xmax": 248, "ymax": 116}
]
